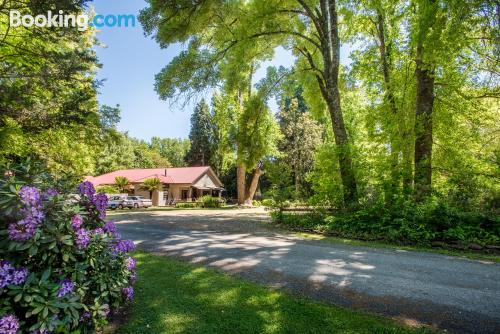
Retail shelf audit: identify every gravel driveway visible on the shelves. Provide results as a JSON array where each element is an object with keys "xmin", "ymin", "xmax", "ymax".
[{"xmin": 111, "ymin": 208, "xmax": 500, "ymax": 334}]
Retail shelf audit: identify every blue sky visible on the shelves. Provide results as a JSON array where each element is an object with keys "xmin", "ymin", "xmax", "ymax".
[{"xmin": 92, "ymin": 0, "xmax": 295, "ymax": 141}]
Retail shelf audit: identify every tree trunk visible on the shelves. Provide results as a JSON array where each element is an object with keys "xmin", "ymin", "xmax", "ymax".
[
  {"xmin": 295, "ymin": 0, "xmax": 358, "ymax": 206},
  {"xmin": 316, "ymin": 0, "xmax": 358, "ymax": 207},
  {"xmin": 414, "ymin": 42, "xmax": 434, "ymax": 201},
  {"xmin": 295, "ymin": 169, "xmax": 300, "ymax": 195},
  {"xmin": 376, "ymin": 11, "xmax": 400, "ymax": 205},
  {"xmin": 325, "ymin": 95, "xmax": 358, "ymax": 206},
  {"xmin": 402, "ymin": 144, "xmax": 413, "ymax": 196},
  {"xmin": 244, "ymin": 168, "xmax": 262, "ymax": 205},
  {"xmin": 236, "ymin": 163, "xmax": 246, "ymax": 205}
]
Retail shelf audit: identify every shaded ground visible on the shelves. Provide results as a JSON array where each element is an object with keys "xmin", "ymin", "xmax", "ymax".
[
  {"xmin": 112, "ymin": 208, "xmax": 500, "ymax": 334},
  {"xmin": 116, "ymin": 252, "xmax": 431, "ymax": 334}
]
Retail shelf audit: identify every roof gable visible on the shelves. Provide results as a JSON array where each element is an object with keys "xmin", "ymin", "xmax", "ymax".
[{"xmin": 192, "ymin": 172, "xmax": 223, "ymax": 189}]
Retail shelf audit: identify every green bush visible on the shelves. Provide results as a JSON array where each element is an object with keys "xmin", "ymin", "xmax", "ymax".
[
  {"xmin": 199, "ymin": 195, "xmax": 223, "ymax": 208},
  {"xmin": 261, "ymin": 198, "xmax": 275, "ymax": 207},
  {"xmin": 272, "ymin": 198, "xmax": 500, "ymax": 247},
  {"xmin": 0, "ymin": 161, "xmax": 136, "ymax": 333},
  {"xmin": 252, "ymin": 200, "xmax": 262, "ymax": 207},
  {"xmin": 174, "ymin": 197, "xmax": 224, "ymax": 209},
  {"xmin": 175, "ymin": 202, "xmax": 199, "ymax": 209}
]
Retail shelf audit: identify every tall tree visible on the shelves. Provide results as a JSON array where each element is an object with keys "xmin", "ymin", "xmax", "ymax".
[
  {"xmin": 412, "ymin": 0, "xmax": 438, "ymax": 201},
  {"xmin": 210, "ymin": 93, "xmax": 237, "ymax": 176},
  {"xmin": 410, "ymin": 0, "xmax": 484, "ymax": 201},
  {"xmin": 0, "ymin": 0, "xmax": 103, "ymax": 177},
  {"xmin": 185, "ymin": 100, "xmax": 213, "ymax": 166},
  {"xmin": 278, "ymin": 97, "xmax": 323, "ymax": 198},
  {"xmin": 139, "ymin": 0, "xmax": 360, "ymax": 206},
  {"xmin": 352, "ymin": 0, "xmax": 414, "ymax": 202},
  {"xmin": 235, "ymin": 92, "xmax": 280, "ymax": 205},
  {"xmin": 374, "ymin": 3, "xmax": 409, "ymax": 202},
  {"xmin": 0, "ymin": 0, "xmax": 100, "ymax": 135}
]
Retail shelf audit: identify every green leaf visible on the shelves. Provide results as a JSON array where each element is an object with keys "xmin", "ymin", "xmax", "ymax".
[
  {"xmin": 29, "ymin": 246, "xmax": 38, "ymax": 256},
  {"xmin": 41, "ymin": 269, "xmax": 51, "ymax": 282},
  {"xmin": 14, "ymin": 293, "xmax": 22, "ymax": 302},
  {"xmin": 32, "ymin": 305, "xmax": 44, "ymax": 315}
]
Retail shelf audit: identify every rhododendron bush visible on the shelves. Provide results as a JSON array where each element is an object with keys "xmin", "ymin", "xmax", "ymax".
[{"xmin": 0, "ymin": 162, "xmax": 136, "ymax": 333}]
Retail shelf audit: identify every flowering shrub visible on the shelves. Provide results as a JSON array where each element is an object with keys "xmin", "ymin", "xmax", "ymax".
[{"xmin": 0, "ymin": 162, "xmax": 136, "ymax": 333}]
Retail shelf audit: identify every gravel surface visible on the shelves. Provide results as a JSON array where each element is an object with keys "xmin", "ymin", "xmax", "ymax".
[{"xmin": 112, "ymin": 208, "xmax": 500, "ymax": 334}]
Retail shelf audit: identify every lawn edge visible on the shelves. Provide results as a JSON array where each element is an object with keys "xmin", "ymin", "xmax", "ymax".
[{"xmin": 289, "ymin": 230, "xmax": 500, "ymax": 263}]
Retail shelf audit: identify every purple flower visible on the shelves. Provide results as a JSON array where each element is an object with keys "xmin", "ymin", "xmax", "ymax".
[
  {"xmin": 20, "ymin": 206, "xmax": 44, "ymax": 222},
  {"xmin": 0, "ymin": 261, "xmax": 28, "ymax": 288},
  {"xmin": 0, "ymin": 314, "xmax": 19, "ymax": 334},
  {"xmin": 103, "ymin": 221, "xmax": 116, "ymax": 234},
  {"xmin": 113, "ymin": 239, "xmax": 135, "ymax": 253},
  {"xmin": 11, "ymin": 267, "xmax": 28, "ymax": 285},
  {"xmin": 42, "ymin": 188, "xmax": 58, "ymax": 200},
  {"xmin": 57, "ymin": 278, "xmax": 74, "ymax": 297},
  {"xmin": 92, "ymin": 228, "xmax": 104, "ymax": 235},
  {"xmin": 70, "ymin": 215, "xmax": 84, "ymax": 230},
  {"xmin": 122, "ymin": 286, "xmax": 134, "ymax": 301},
  {"xmin": 93, "ymin": 193, "xmax": 108, "ymax": 219},
  {"xmin": 125, "ymin": 257, "xmax": 136, "ymax": 271},
  {"xmin": 8, "ymin": 219, "xmax": 37, "ymax": 241},
  {"xmin": 10, "ymin": 185, "xmax": 44, "ymax": 243},
  {"xmin": 0, "ymin": 260, "xmax": 14, "ymax": 288},
  {"xmin": 75, "ymin": 229, "xmax": 90, "ymax": 249},
  {"xmin": 77, "ymin": 181, "xmax": 95, "ymax": 199},
  {"xmin": 80, "ymin": 311, "xmax": 92, "ymax": 324},
  {"xmin": 19, "ymin": 186, "xmax": 41, "ymax": 206}
]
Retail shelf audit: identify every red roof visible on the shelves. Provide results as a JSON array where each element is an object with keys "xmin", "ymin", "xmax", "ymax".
[{"xmin": 85, "ymin": 167, "xmax": 211, "ymax": 186}]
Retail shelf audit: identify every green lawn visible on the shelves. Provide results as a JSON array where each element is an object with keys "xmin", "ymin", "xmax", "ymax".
[{"xmin": 115, "ymin": 252, "xmax": 433, "ymax": 334}]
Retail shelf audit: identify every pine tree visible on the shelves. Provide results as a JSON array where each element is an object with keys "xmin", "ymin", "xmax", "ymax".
[{"xmin": 185, "ymin": 100, "xmax": 213, "ymax": 166}]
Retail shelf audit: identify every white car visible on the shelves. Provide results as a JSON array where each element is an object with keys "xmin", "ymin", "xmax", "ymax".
[
  {"xmin": 123, "ymin": 196, "xmax": 152, "ymax": 209},
  {"xmin": 107, "ymin": 195, "xmax": 128, "ymax": 210}
]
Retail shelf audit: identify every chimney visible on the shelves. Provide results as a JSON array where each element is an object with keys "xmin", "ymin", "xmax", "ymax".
[{"xmin": 164, "ymin": 169, "xmax": 167, "ymax": 177}]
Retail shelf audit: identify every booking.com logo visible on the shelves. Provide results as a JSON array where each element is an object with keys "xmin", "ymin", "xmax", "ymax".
[{"xmin": 9, "ymin": 10, "xmax": 136, "ymax": 31}]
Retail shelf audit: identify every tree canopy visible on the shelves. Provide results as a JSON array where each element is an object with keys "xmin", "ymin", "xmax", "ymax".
[{"xmin": 140, "ymin": 0, "xmax": 499, "ymax": 209}]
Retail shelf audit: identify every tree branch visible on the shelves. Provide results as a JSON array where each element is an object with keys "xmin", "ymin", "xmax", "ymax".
[{"xmin": 247, "ymin": 30, "xmax": 321, "ymax": 50}]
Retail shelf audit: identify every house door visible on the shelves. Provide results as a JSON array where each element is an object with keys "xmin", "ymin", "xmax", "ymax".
[{"xmin": 181, "ymin": 189, "xmax": 188, "ymax": 200}]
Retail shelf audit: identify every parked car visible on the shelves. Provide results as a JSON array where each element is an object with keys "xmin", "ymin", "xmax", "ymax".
[
  {"xmin": 107, "ymin": 195, "xmax": 128, "ymax": 210},
  {"xmin": 123, "ymin": 196, "xmax": 152, "ymax": 209}
]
